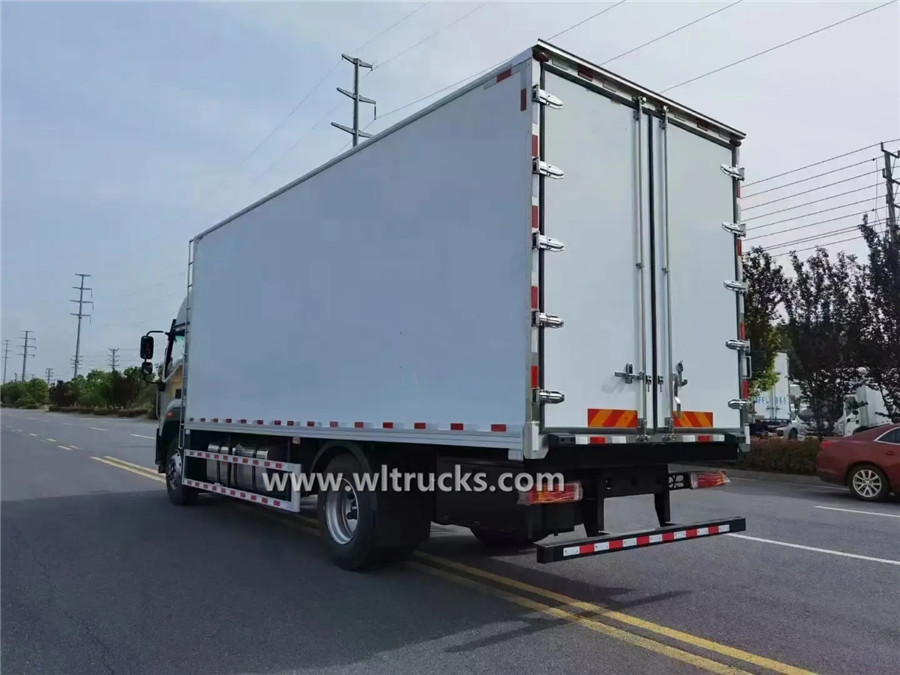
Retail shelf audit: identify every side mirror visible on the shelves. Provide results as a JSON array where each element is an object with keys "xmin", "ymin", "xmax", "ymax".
[
  {"xmin": 140, "ymin": 335, "xmax": 155, "ymax": 360},
  {"xmin": 141, "ymin": 361, "xmax": 154, "ymax": 377}
]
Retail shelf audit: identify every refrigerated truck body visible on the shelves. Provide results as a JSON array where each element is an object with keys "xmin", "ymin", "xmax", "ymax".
[{"xmin": 142, "ymin": 41, "xmax": 749, "ymax": 570}]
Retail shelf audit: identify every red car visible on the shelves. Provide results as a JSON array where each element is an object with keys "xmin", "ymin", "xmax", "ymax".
[{"xmin": 816, "ymin": 423, "xmax": 900, "ymax": 501}]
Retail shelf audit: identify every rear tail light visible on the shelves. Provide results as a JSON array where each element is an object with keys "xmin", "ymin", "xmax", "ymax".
[
  {"xmin": 690, "ymin": 471, "xmax": 730, "ymax": 490},
  {"xmin": 518, "ymin": 481, "xmax": 583, "ymax": 505}
]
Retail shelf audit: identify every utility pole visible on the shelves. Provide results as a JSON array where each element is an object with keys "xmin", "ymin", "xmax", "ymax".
[
  {"xmin": 331, "ymin": 54, "xmax": 375, "ymax": 148},
  {"xmin": 18, "ymin": 330, "xmax": 36, "ymax": 381},
  {"xmin": 108, "ymin": 348, "xmax": 119, "ymax": 372},
  {"xmin": 45, "ymin": 368, "xmax": 54, "ymax": 387},
  {"xmin": 71, "ymin": 273, "xmax": 93, "ymax": 378},
  {"xmin": 2, "ymin": 339, "xmax": 9, "ymax": 384},
  {"xmin": 881, "ymin": 142, "xmax": 899, "ymax": 248}
]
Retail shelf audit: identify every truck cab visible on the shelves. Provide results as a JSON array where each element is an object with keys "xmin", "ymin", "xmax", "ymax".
[{"xmin": 148, "ymin": 297, "xmax": 187, "ymax": 472}]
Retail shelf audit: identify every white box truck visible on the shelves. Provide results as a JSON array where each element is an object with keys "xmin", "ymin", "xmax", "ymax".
[{"xmin": 140, "ymin": 41, "xmax": 748, "ymax": 570}]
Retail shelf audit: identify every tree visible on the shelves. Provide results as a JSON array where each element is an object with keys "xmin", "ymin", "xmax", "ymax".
[
  {"xmin": 781, "ymin": 248, "xmax": 862, "ymax": 434},
  {"xmin": 742, "ymin": 247, "xmax": 788, "ymax": 395},
  {"xmin": 855, "ymin": 214, "xmax": 900, "ymax": 421}
]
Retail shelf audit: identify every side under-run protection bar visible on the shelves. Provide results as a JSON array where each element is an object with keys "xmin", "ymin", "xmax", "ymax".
[{"xmin": 535, "ymin": 517, "xmax": 746, "ymax": 563}]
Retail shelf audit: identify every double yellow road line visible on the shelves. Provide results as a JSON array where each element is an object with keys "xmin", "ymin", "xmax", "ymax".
[{"xmin": 95, "ymin": 455, "xmax": 814, "ymax": 675}]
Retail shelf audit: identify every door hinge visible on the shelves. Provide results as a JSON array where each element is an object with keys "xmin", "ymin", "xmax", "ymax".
[
  {"xmin": 726, "ymin": 339, "xmax": 751, "ymax": 351},
  {"xmin": 533, "ymin": 158, "xmax": 564, "ymax": 178},
  {"xmin": 724, "ymin": 280, "xmax": 748, "ymax": 293},
  {"xmin": 535, "ymin": 390, "xmax": 565, "ymax": 404},
  {"xmin": 720, "ymin": 165, "xmax": 745, "ymax": 180},
  {"xmin": 533, "ymin": 312, "xmax": 564, "ymax": 328},
  {"xmin": 532, "ymin": 85, "xmax": 563, "ymax": 109},
  {"xmin": 533, "ymin": 233, "xmax": 565, "ymax": 251},
  {"xmin": 722, "ymin": 221, "xmax": 746, "ymax": 236}
]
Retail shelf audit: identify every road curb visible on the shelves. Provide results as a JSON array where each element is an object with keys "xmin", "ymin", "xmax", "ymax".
[{"xmin": 671, "ymin": 464, "xmax": 824, "ymax": 486}]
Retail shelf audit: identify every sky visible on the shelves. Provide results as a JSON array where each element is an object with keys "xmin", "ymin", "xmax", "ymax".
[{"xmin": 2, "ymin": 0, "xmax": 898, "ymax": 383}]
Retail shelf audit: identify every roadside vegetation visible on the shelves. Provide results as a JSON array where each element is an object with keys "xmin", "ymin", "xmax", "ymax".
[
  {"xmin": 1, "ymin": 366, "xmax": 157, "ymax": 419},
  {"xmin": 743, "ymin": 213, "xmax": 900, "ymax": 432}
]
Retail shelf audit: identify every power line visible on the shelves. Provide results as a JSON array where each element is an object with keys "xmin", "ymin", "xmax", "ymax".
[
  {"xmin": 374, "ymin": 3, "xmax": 485, "ymax": 70},
  {"xmin": 761, "ymin": 222, "xmax": 885, "ymax": 251},
  {"xmin": 250, "ymin": 7, "xmax": 481, "ymax": 190},
  {"xmin": 549, "ymin": 0, "xmax": 629, "ymax": 40},
  {"xmin": 600, "ymin": 1, "xmax": 743, "ymax": 65},
  {"xmin": 352, "ymin": 3, "xmax": 430, "ymax": 53},
  {"xmin": 746, "ymin": 210, "xmax": 873, "ymax": 240},
  {"xmin": 743, "ymin": 158, "xmax": 881, "ymax": 196},
  {"xmin": 743, "ymin": 169, "xmax": 880, "ymax": 208},
  {"xmin": 746, "ymin": 199, "xmax": 875, "ymax": 231},
  {"xmin": 661, "ymin": 0, "xmax": 898, "ymax": 92},
  {"xmin": 770, "ymin": 234, "xmax": 866, "ymax": 258},
  {"xmin": 743, "ymin": 184, "xmax": 879, "ymax": 220}
]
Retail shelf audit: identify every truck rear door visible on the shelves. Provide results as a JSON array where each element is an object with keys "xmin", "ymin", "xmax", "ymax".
[
  {"xmin": 537, "ymin": 62, "xmax": 744, "ymax": 439},
  {"xmin": 651, "ymin": 118, "xmax": 743, "ymax": 435},
  {"xmin": 539, "ymin": 70, "xmax": 652, "ymax": 434}
]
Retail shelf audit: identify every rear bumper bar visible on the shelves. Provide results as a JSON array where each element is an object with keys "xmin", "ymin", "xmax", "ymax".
[{"xmin": 535, "ymin": 517, "xmax": 746, "ymax": 563}]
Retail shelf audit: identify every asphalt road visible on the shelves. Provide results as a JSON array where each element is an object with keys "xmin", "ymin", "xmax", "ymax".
[{"xmin": 2, "ymin": 409, "xmax": 898, "ymax": 674}]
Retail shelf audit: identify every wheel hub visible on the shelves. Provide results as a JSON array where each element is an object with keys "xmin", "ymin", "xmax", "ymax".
[
  {"xmin": 852, "ymin": 469, "xmax": 881, "ymax": 498},
  {"xmin": 167, "ymin": 452, "xmax": 183, "ymax": 491},
  {"xmin": 325, "ymin": 479, "xmax": 359, "ymax": 545}
]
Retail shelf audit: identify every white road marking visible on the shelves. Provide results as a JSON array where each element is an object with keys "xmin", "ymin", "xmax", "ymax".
[
  {"xmin": 729, "ymin": 533, "xmax": 900, "ymax": 566},
  {"xmin": 46, "ymin": 438, "xmax": 57, "ymax": 443},
  {"xmin": 90, "ymin": 427, "xmax": 107, "ymax": 431},
  {"xmin": 815, "ymin": 505, "xmax": 900, "ymax": 519},
  {"xmin": 58, "ymin": 445, "xmax": 72, "ymax": 451},
  {"xmin": 69, "ymin": 445, "xmax": 80, "ymax": 450},
  {"xmin": 131, "ymin": 434, "xmax": 155, "ymax": 439},
  {"xmin": 29, "ymin": 433, "xmax": 37, "ymax": 437}
]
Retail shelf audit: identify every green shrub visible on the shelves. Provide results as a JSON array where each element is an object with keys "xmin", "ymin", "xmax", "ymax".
[{"xmin": 737, "ymin": 438, "xmax": 821, "ymax": 475}]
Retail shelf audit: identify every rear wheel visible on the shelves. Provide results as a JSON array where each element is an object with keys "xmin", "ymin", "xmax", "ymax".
[
  {"xmin": 847, "ymin": 464, "xmax": 889, "ymax": 502},
  {"xmin": 788, "ymin": 428, "xmax": 799, "ymax": 440},
  {"xmin": 317, "ymin": 453, "xmax": 381, "ymax": 570},
  {"xmin": 165, "ymin": 439, "xmax": 198, "ymax": 506}
]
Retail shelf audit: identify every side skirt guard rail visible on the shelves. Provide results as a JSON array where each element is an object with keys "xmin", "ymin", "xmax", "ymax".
[{"xmin": 535, "ymin": 517, "xmax": 746, "ymax": 563}]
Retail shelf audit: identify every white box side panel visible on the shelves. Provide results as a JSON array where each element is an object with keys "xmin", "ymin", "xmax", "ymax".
[
  {"xmin": 655, "ymin": 123, "xmax": 741, "ymax": 431},
  {"xmin": 541, "ymin": 73, "xmax": 651, "ymax": 429},
  {"xmin": 187, "ymin": 72, "xmax": 532, "ymax": 430}
]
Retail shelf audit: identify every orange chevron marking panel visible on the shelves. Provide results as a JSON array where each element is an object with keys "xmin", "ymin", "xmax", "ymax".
[
  {"xmin": 587, "ymin": 408, "xmax": 639, "ymax": 429},
  {"xmin": 672, "ymin": 411, "xmax": 715, "ymax": 428}
]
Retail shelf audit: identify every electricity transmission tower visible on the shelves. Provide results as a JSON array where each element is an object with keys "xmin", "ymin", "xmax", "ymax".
[
  {"xmin": 45, "ymin": 368, "xmax": 54, "ymax": 386},
  {"xmin": 71, "ymin": 273, "xmax": 93, "ymax": 377},
  {"xmin": 331, "ymin": 54, "xmax": 375, "ymax": 148},
  {"xmin": 108, "ymin": 348, "xmax": 120, "ymax": 372},
  {"xmin": 18, "ymin": 330, "xmax": 36, "ymax": 381},
  {"xmin": 2, "ymin": 339, "xmax": 9, "ymax": 384}
]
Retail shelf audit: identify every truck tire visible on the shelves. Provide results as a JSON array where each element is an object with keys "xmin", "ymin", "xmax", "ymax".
[
  {"xmin": 847, "ymin": 464, "xmax": 889, "ymax": 502},
  {"xmin": 165, "ymin": 439, "xmax": 198, "ymax": 506},
  {"xmin": 788, "ymin": 428, "xmax": 799, "ymax": 440},
  {"xmin": 470, "ymin": 527, "xmax": 547, "ymax": 549},
  {"xmin": 317, "ymin": 453, "xmax": 381, "ymax": 570}
]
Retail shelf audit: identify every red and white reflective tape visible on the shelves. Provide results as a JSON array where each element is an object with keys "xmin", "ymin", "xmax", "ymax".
[
  {"xmin": 182, "ymin": 478, "xmax": 300, "ymax": 513},
  {"xmin": 570, "ymin": 433, "xmax": 726, "ymax": 445},
  {"xmin": 187, "ymin": 419, "xmax": 513, "ymax": 433},
  {"xmin": 576, "ymin": 436, "xmax": 628, "ymax": 445},
  {"xmin": 562, "ymin": 523, "xmax": 732, "ymax": 558},
  {"xmin": 184, "ymin": 448, "xmax": 301, "ymax": 472},
  {"xmin": 679, "ymin": 434, "xmax": 726, "ymax": 443}
]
